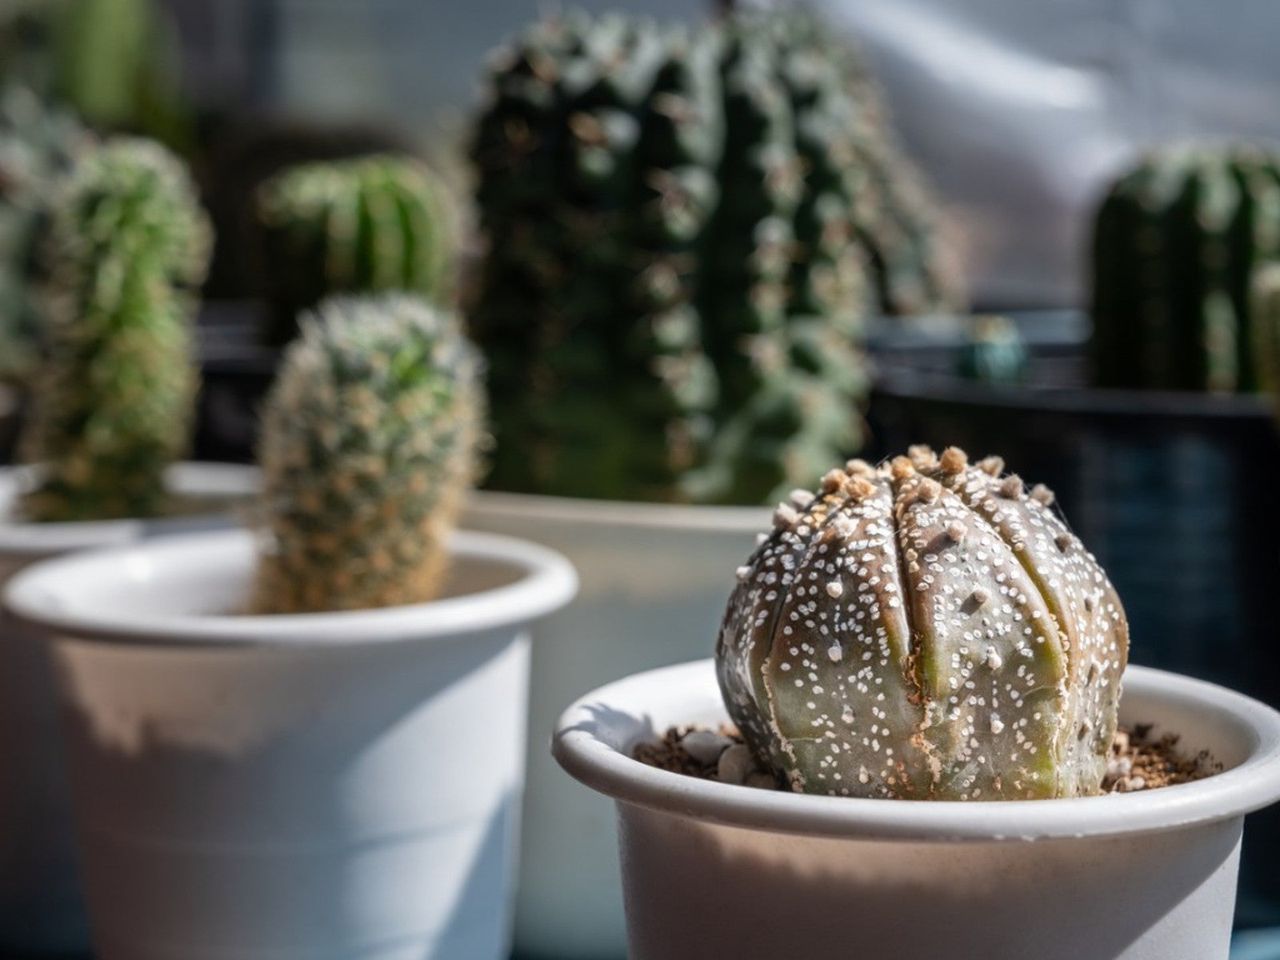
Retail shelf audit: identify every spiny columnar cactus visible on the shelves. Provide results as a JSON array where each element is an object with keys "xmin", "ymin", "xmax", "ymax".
[
  {"xmin": 1092, "ymin": 145, "xmax": 1280, "ymax": 392},
  {"xmin": 256, "ymin": 154, "xmax": 457, "ymax": 345},
  {"xmin": 18, "ymin": 137, "xmax": 209, "ymax": 521},
  {"xmin": 717, "ymin": 445, "xmax": 1130, "ymax": 800},
  {"xmin": 471, "ymin": 9, "xmax": 961, "ymax": 504},
  {"xmin": 0, "ymin": 83, "xmax": 88, "ymax": 383},
  {"xmin": 252, "ymin": 294, "xmax": 484, "ymax": 614}
]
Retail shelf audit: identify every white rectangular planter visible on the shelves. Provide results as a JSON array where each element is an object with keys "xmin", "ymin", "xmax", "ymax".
[
  {"xmin": 461, "ymin": 491, "xmax": 767, "ymax": 959},
  {"xmin": 554, "ymin": 660, "xmax": 1280, "ymax": 960},
  {"xmin": 4, "ymin": 527, "xmax": 576, "ymax": 960},
  {"xmin": 0, "ymin": 462, "xmax": 258, "ymax": 954}
]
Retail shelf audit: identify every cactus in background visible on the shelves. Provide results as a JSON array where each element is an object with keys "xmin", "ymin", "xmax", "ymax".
[
  {"xmin": 957, "ymin": 314, "xmax": 1028, "ymax": 385},
  {"xmin": 470, "ymin": 8, "xmax": 960, "ymax": 505},
  {"xmin": 256, "ymin": 154, "xmax": 457, "ymax": 345},
  {"xmin": 1254, "ymin": 262, "xmax": 1280, "ymax": 411},
  {"xmin": 17, "ymin": 137, "xmax": 209, "ymax": 521},
  {"xmin": 0, "ymin": 82, "xmax": 89, "ymax": 382},
  {"xmin": 252, "ymin": 294, "xmax": 485, "ymax": 614},
  {"xmin": 1091, "ymin": 145, "xmax": 1280, "ymax": 392},
  {"xmin": 717, "ymin": 445, "xmax": 1130, "ymax": 800}
]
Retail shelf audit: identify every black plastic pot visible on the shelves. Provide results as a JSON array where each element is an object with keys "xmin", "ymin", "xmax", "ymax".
[
  {"xmin": 867, "ymin": 313, "xmax": 1280, "ymax": 927},
  {"xmin": 193, "ymin": 300, "xmax": 279, "ymax": 463}
]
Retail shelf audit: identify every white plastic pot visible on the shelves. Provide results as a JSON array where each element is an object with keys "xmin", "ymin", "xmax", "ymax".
[
  {"xmin": 555, "ymin": 659, "xmax": 1280, "ymax": 960},
  {"xmin": 461, "ymin": 492, "xmax": 767, "ymax": 958},
  {"xmin": 3, "ymin": 527, "xmax": 577, "ymax": 960},
  {"xmin": 0, "ymin": 462, "xmax": 258, "ymax": 954}
]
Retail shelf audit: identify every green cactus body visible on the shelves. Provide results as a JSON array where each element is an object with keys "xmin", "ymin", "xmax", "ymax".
[
  {"xmin": 252, "ymin": 294, "xmax": 484, "ymax": 614},
  {"xmin": 717, "ymin": 446, "xmax": 1130, "ymax": 800},
  {"xmin": 1092, "ymin": 145, "xmax": 1280, "ymax": 392},
  {"xmin": 1253, "ymin": 262, "xmax": 1280, "ymax": 414},
  {"xmin": 472, "ymin": 9, "xmax": 957, "ymax": 505},
  {"xmin": 0, "ymin": 83, "xmax": 89, "ymax": 382},
  {"xmin": 18, "ymin": 137, "xmax": 209, "ymax": 521},
  {"xmin": 256, "ymin": 154, "xmax": 456, "ymax": 345}
]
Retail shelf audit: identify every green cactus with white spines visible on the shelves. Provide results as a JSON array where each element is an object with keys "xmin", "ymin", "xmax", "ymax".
[
  {"xmin": 0, "ymin": 82, "xmax": 89, "ymax": 383},
  {"xmin": 252, "ymin": 294, "xmax": 485, "ymax": 615},
  {"xmin": 717, "ymin": 445, "xmax": 1130, "ymax": 800},
  {"xmin": 256, "ymin": 154, "xmax": 457, "ymax": 345},
  {"xmin": 1092, "ymin": 145, "xmax": 1280, "ymax": 392},
  {"xmin": 471, "ymin": 8, "xmax": 957, "ymax": 505},
  {"xmin": 18, "ymin": 136, "xmax": 209, "ymax": 521}
]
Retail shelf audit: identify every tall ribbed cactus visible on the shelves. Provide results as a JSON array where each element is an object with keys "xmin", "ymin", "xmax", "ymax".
[
  {"xmin": 256, "ymin": 154, "xmax": 457, "ymax": 345},
  {"xmin": 0, "ymin": 82, "xmax": 88, "ymax": 383},
  {"xmin": 471, "ymin": 8, "xmax": 960, "ymax": 505},
  {"xmin": 718, "ymin": 445, "xmax": 1130, "ymax": 800},
  {"xmin": 18, "ymin": 137, "xmax": 209, "ymax": 521},
  {"xmin": 1091, "ymin": 145, "xmax": 1280, "ymax": 392},
  {"xmin": 252, "ymin": 294, "xmax": 485, "ymax": 614}
]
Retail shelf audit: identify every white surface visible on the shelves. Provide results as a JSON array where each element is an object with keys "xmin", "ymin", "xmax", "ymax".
[
  {"xmin": 4, "ymin": 527, "xmax": 576, "ymax": 960},
  {"xmin": 461, "ymin": 492, "xmax": 768, "ymax": 960},
  {"xmin": 554, "ymin": 659, "xmax": 1280, "ymax": 960},
  {"xmin": 0, "ymin": 462, "xmax": 258, "ymax": 953}
]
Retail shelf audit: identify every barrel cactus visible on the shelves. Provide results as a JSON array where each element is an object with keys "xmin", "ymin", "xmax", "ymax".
[
  {"xmin": 18, "ymin": 137, "xmax": 209, "ymax": 521},
  {"xmin": 252, "ymin": 294, "xmax": 485, "ymax": 614},
  {"xmin": 470, "ymin": 8, "xmax": 961, "ymax": 504},
  {"xmin": 0, "ymin": 82, "xmax": 88, "ymax": 383},
  {"xmin": 717, "ymin": 445, "xmax": 1130, "ymax": 800},
  {"xmin": 1091, "ymin": 145, "xmax": 1280, "ymax": 392},
  {"xmin": 256, "ymin": 154, "xmax": 457, "ymax": 345}
]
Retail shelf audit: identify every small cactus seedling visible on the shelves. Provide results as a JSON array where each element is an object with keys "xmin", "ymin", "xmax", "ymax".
[
  {"xmin": 717, "ymin": 445, "xmax": 1130, "ymax": 800},
  {"xmin": 252, "ymin": 294, "xmax": 485, "ymax": 614},
  {"xmin": 18, "ymin": 136, "xmax": 210, "ymax": 521},
  {"xmin": 256, "ymin": 154, "xmax": 457, "ymax": 345}
]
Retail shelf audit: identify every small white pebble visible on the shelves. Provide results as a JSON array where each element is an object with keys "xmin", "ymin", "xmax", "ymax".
[
  {"xmin": 1107, "ymin": 756, "xmax": 1132, "ymax": 779},
  {"xmin": 825, "ymin": 580, "xmax": 844, "ymax": 599},
  {"xmin": 717, "ymin": 744, "xmax": 754, "ymax": 785},
  {"xmin": 680, "ymin": 730, "xmax": 732, "ymax": 765},
  {"xmin": 1128, "ymin": 775, "xmax": 1146, "ymax": 791}
]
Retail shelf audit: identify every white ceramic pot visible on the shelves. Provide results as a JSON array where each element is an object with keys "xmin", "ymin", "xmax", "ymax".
[
  {"xmin": 555, "ymin": 659, "xmax": 1280, "ymax": 960},
  {"xmin": 3, "ymin": 527, "xmax": 577, "ymax": 960},
  {"xmin": 0, "ymin": 462, "xmax": 259, "ymax": 954},
  {"xmin": 461, "ymin": 492, "xmax": 768, "ymax": 959}
]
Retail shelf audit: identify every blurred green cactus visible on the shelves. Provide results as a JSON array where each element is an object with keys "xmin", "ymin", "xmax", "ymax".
[
  {"xmin": 1253, "ymin": 261, "xmax": 1280, "ymax": 413},
  {"xmin": 718, "ymin": 445, "xmax": 1130, "ymax": 800},
  {"xmin": 0, "ymin": 81, "xmax": 88, "ymax": 383},
  {"xmin": 957, "ymin": 315, "xmax": 1027, "ymax": 385},
  {"xmin": 256, "ymin": 154, "xmax": 458, "ymax": 345},
  {"xmin": 18, "ymin": 137, "xmax": 210, "ymax": 521},
  {"xmin": 252, "ymin": 294, "xmax": 485, "ymax": 614},
  {"xmin": 1091, "ymin": 145, "xmax": 1280, "ymax": 392},
  {"xmin": 470, "ymin": 8, "xmax": 961, "ymax": 505}
]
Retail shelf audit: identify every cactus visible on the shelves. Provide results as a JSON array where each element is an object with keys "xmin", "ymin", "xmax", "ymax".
[
  {"xmin": 470, "ymin": 8, "xmax": 959, "ymax": 504},
  {"xmin": 256, "ymin": 154, "xmax": 457, "ymax": 345},
  {"xmin": 1091, "ymin": 145, "xmax": 1280, "ymax": 392},
  {"xmin": 717, "ymin": 445, "xmax": 1130, "ymax": 800},
  {"xmin": 252, "ymin": 294, "xmax": 485, "ymax": 614},
  {"xmin": 957, "ymin": 314, "xmax": 1028, "ymax": 385},
  {"xmin": 1254, "ymin": 262, "xmax": 1280, "ymax": 411},
  {"xmin": 0, "ymin": 82, "xmax": 89, "ymax": 383},
  {"xmin": 17, "ymin": 137, "xmax": 209, "ymax": 521}
]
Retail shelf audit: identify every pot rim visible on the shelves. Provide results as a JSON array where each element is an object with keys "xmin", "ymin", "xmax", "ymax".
[
  {"xmin": 3, "ymin": 527, "xmax": 578, "ymax": 648},
  {"xmin": 554, "ymin": 659, "xmax": 1280, "ymax": 843},
  {"xmin": 466, "ymin": 489, "xmax": 769, "ymax": 533},
  {"xmin": 0, "ymin": 462, "xmax": 261, "ymax": 557}
]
